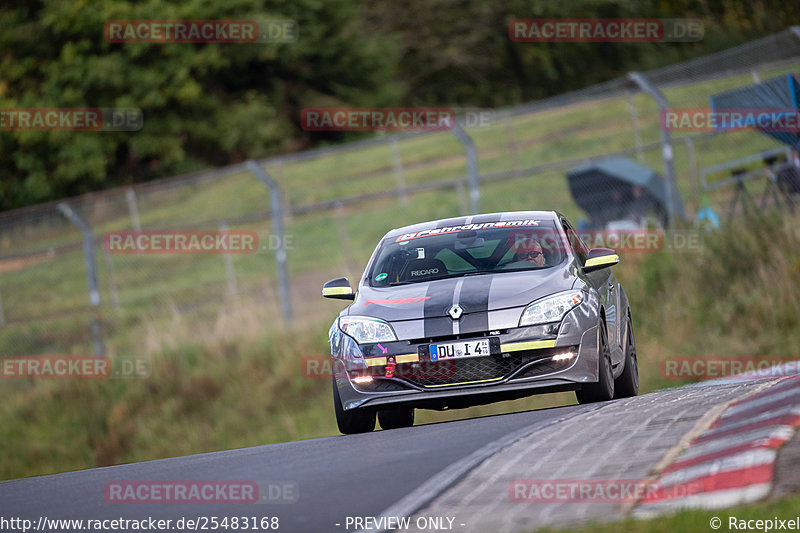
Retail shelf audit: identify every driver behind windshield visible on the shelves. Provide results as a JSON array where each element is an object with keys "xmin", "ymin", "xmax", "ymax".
[{"xmin": 506, "ymin": 238, "xmax": 546, "ymax": 268}]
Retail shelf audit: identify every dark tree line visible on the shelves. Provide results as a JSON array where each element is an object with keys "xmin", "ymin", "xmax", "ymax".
[{"xmin": 1, "ymin": 0, "xmax": 797, "ymax": 210}]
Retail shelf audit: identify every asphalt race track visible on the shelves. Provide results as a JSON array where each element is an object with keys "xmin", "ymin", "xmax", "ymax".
[
  {"xmin": 5, "ymin": 374, "xmax": 799, "ymax": 533},
  {"xmin": 0, "ymin": 403, "xmax": 592, "ymax": 533}
]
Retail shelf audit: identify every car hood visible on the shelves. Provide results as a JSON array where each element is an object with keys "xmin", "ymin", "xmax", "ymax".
[{"xmin": 348, "ymin": 266, "xmax": 576, "ymax": 322}]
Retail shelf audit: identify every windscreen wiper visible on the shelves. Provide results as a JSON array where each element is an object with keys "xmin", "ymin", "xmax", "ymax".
[{"xmin": 460, "ymin": 270, "xmax": 496, "ymax": 277}]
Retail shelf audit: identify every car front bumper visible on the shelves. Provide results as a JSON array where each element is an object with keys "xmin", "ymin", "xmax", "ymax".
[{"xmin": 332, "ymin": 305, "xmax": 601, "ymax": 411}]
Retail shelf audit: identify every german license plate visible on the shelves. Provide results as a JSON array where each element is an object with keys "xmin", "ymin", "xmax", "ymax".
[{"xmin": 430, "ymin": 339, "xmax": 490, "ymax": 361}]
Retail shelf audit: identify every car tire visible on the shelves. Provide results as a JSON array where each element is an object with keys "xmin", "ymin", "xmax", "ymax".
[
  {"xmin": 575, "ymin": 318, "xmax": 615, "ymax": 404},
  {"xmin": 614, "ymin": 314, "xmax": 639, "ymax": 398},
  {"xmin": 332, "ymin": 378, "xmax": 375, "ymax": 434},
  {"xmin": 378, "ymin": 407, "xmax": 415, "ymax": 430}
]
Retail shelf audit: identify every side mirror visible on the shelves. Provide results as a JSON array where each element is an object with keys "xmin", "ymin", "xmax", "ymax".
[
  {"xmin": 322, "ymin": 277, "xmax": 355, "ymax": 300},
  {"xmin": 583, "ymin": 248, "xmax": 619, "ymax": 273}
]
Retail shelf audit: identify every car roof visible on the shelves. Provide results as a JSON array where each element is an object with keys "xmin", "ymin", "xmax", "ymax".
[{"xmin": 382, "ymin": 210, "xmax": 564, "ymax": 240}]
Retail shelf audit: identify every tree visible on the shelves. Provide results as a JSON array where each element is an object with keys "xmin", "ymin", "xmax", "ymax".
[{"xmin": 0, "ymin": 0, "xmax": 398, "ymax": 209}]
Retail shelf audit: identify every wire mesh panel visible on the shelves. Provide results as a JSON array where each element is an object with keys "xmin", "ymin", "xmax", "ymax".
[{"xmin": 1, "ymin": 28, "xmax": 799, "ymax": 359}]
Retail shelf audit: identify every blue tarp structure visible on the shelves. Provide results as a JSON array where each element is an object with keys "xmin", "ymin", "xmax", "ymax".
[
  {"xmin": 710, "ymin": 74, "xmax": 800, "ymax": 151},
  {"xmin": 566, "ymin": 157, "xmax": 684, "ymax": 228}
]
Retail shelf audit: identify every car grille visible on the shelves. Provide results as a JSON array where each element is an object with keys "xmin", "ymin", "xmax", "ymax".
[
  {"xmin": 403, "ymin": 356, "xmax": 516, "ymax": 387},
  {"xmin": 392, "ymin": 351, "xmax": 551, "ymax": 388},
  {"xmin": 350, "ymin": 346, "xmax": 578, "ymax": 390},
  {"xmin": 405, "ymin": 346, "xmax": 579, "ymax": 387}
]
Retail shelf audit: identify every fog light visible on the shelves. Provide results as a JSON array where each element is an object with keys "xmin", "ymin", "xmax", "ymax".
[
  {"xmin": 353, "ymin": 376, "xmax": 373, "ymax": 384},
  {"xmin": 552, "ymin": 351, "xmax": 576, "ymax": 362}
]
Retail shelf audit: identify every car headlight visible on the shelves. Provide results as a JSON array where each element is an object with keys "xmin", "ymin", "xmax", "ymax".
[
  {"xmin": 519, "ymin": 290, "xmax": 584, "ymax": 327},
  {"xmin": 339, "ymin": 316, "xmax": 397, "ymax": 344}
]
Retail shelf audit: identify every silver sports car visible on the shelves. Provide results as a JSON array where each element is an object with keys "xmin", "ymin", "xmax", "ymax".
[{"xmin": 323, "ymin": 211, "xmax": 638, "ymax": 433}]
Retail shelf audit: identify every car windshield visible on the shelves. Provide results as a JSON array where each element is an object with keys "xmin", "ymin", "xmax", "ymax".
[{"xmin": 368, "ymin": 219, "xmax": 567, "ymax": 286}]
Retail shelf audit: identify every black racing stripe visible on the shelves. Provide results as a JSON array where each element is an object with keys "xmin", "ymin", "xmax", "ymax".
[
  {"xmin": 423, "ymin": 279, "xmax": 459, "ymax": 338},
  {"xmin": 458, "ymin": 275, "xmax": 492, "ymax": 333}
]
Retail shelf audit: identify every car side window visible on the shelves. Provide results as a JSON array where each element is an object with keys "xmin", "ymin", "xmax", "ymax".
[{"xmin": 561, "ymin": 219, "xmax": 587, "ymax": 266}]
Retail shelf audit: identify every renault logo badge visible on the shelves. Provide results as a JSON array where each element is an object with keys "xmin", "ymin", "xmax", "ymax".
[{"xmin": 448, "ymin": 304, "xmax": 463, "ymax": 320}]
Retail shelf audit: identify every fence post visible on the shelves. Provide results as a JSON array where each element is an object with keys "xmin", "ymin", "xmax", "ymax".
[
  {"xmin": 56, "ymin": 203, "xmax": 105, "ymax": 356},
  {"xmin": 627, "ymin": 91, "xmax": 644, "ymax": 163},
  {"xmin": 628, "ymin": 71, "xmax": 679, "ymax": 227},
  {"xmin": 103, "ymin": 249, "xmax": 121, "ymax": 310},
  {"xmin": 452, "ymin": 124, "xmax": 480, "ymax": 215},
  {"xmin": 125, "ymin": 187, "xmax": 142, "ymax": 231},
  {"xmin": 684, "ymin": 136, "xmax": 699, "ymax": 200},
  {"xmin": 273, "ymin": 159, "xmax": 292, "ymax": 221},
  {"xmin": 219, "ymin": 222, "xmax": 239, "ymax": 298},
  {"xmin": 246, "ymin": 161, "xmax": 292, "ymax": 324}
]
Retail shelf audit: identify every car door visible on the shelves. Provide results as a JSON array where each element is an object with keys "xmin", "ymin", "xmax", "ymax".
[{"xmin": 560, "ymin": 218, "xmax": 621, "ymax": 363}]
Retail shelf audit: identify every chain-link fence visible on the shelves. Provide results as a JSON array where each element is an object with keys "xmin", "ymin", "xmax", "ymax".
[{"xmin": 2, "ymin": 27, "xmax": 800, "ymax": 359}]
